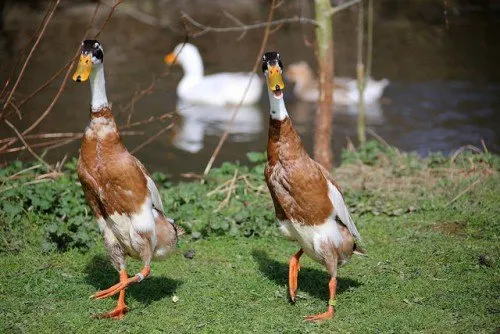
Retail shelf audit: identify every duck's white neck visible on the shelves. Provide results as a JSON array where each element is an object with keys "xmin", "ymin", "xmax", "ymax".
[
  {"xmin": 267, "ymin": 88, "xmax": 289, "ymax": 121},
  {"xmin": 89, "ymin": 63, "xmax": 109, "ymax": 112},
  {"xmin": 179, "ymin": 56, "xmax": 204, "ymax": 78}
]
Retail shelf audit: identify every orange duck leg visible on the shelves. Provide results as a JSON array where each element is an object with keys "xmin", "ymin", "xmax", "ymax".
[
  {"xmin": 304, "ymin": 277, "xmax": 336, "ymax": 322},
  {"xmin": 91, "ymin": 266, "xmax": 150, "ymax": 319},
  {"xmin": 92, "ymin": 266, "xmax": 151, "ymax": 300},
  {"xmin": 289, "ymin": 248, "xmax": 303, "ymax": 302},
  {"xmin": 92, "ymin": 270, "xmax": 129, "ymax": 319}
]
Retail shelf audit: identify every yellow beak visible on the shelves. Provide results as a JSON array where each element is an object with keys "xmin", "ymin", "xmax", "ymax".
[
  {"xmin": 72, "ymin": 54, "xmax": 92, "ymax": 82},
  {"xmin": 164, "ymin": 52, "xmax": 177, "ymax": 65},
  {"xmin": 267, "ymin": 64, "xmax": 285, "ymax": 92}
]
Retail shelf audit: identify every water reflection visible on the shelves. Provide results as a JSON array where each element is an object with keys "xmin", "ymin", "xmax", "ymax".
[{"xmin": 173, "ymin": 100, "xmax": 264, "ymax": 153}]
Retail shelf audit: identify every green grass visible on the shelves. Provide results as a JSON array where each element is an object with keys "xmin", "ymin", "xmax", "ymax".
[{"xmin": 1, "ymin": 143, "xmax": 499, "ymax": 333}]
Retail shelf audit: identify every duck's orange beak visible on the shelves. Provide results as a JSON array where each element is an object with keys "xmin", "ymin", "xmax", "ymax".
[
  {"xmin": 72, "ymin": 54, "xmax": 92, "ymax": 82},
  {"xmin": 267, "ymin": 64, "xmax": 285, "ymax": 92},
  {"xmin": 164, "ymin": 52, "xmax": 177, "ymax": 65}
]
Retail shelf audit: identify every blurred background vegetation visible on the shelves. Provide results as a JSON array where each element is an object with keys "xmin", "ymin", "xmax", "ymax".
[{"xmin": 0, "ymin": 0, "xmax": 499, "ymax": 179}]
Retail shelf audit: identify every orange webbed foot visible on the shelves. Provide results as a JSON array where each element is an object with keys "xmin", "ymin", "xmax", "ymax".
[
  {"xmin": 92, "ymin": 304, "xmax": 129, "ymax": 319},
  {"xmin": 304, "ymin": 306, "xmax": 334, "ymax": 322}
]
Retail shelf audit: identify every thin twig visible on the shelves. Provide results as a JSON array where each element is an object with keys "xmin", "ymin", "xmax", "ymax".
[
  {"xmin": 1, "ymin": 131, "xmax": 143, "ymax": 154},
  {"xmin": 0, "ymin": 2, "xmax": 102, "ymax": 153},
  {"xmin": 480, "ymin": 139, "xmax": 488, "ymax": 153},
  {"xmin": 1, "ymin": 0, "xmax": 61, "ymax": 112},
  {"xmin": 331, "ymin": 0, "xmax": 362, "ymax": 15},
  {"xmin": 207, "ymin": 178, "xmax": 235, "ymax": 197},
  {"xmin": 0, "ymin": 8, "xmax": 47, "ymax": 100},
  {"xmin": 215, "ymin": 169, "xmax": 238, "ymax": 212},
  {"xmin": 446, "ymin": 177, "xmax": 482, "ymax": 206},
  {"xmin": 4, "ymin": 120, "xmax": 53, "ymax": 172},
  {"xmin": 182, "ymin": 11, "xmax": 317, "ymax": 38},
  {"xmin": 94, "ymin": 0, "xmax": 124, "ymax": 39},
  {"xmin": 450, "ymin": 145, "xmax": 483, "ymax": 162},
  {"xmin": 126, "ymin": 75, "xmax": 157, "ymax": 126},
  {"xmin": 0, "ymin": 132, "xmax": 82, "ymax": 144},
  {"xmin": 367, "ymin": 128, "xmax": 396, "ymax": 151},
  {"xmin": 122, "ymin": 111, "xmax": 174, "ymax": 129},
  {"xmin": 17, "ymin": 57, "xmax": 75, "ymax": 109},
  {"xmin": 9, "ymin": 101, "xmax": 22, "ymax": 120},
  {"xmin": 0, "ymin": 165, "xmax": 42, "ymax": 190},
  {"xmin": 356, "ymin": 0, "xmax": 366, "ymax": 144},
  {"xmin": 0, "ymin": 179, "xmax": 52, "ymax": 194},
  {"xmin": 202, "ymin": 0, "xmax": 277, "ymax": 179},
  {"xmin": 366, "ymin": 0, "xmax": 374, "ymax": 79},
  {"xmin": 112, "ymin": 1, "xmax": 160, "ymax": 26},
  {"xmin": 223, "ymin": 10, "xmax": 247, "ymax": 41},
  {"xmin": 130, "ymin": 124, "xmax": 174, "ymax": 154}
]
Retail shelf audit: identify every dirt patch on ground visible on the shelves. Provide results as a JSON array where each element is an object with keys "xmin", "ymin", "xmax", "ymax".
[{"xmin": 428, "ymin": 221, "xmax": 467, "ymax": 236}]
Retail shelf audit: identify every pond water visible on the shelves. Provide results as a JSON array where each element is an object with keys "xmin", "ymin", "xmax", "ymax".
[{"xmin": 1, "ymin": 1, "xmax": 499, "ymax": 180}]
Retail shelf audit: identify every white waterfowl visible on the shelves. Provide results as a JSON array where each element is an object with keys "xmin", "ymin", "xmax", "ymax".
[
  {"xmin": 164, "ymin": 43, "xmax": 263, "ymax": 106},
  {"xmin": 285, "ymin": 61, "xmax": 389, "ymax": 105}
]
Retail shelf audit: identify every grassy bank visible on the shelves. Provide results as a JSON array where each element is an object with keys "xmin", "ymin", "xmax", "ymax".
[{"xmin": 1, "ymin": 142, "xmax": 499, "ymax": 333}]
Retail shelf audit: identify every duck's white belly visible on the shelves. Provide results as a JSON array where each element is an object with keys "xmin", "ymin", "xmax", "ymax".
[
  {"xmin": 279, "ymin": 216, "xmax": 343, "ymax": 263},
  {"xmin": 100, "ymin": 200, "xmax": 158, "ymax": 260}
]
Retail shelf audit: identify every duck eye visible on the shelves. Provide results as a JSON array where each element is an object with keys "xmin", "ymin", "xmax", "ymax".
[
  {"xmin": 94, "ymin": 42, "xmax": 99, "ymax": 48},
  {"xmin": 277, "ymin": 53, "xmax": 280, "ymax": 59}
]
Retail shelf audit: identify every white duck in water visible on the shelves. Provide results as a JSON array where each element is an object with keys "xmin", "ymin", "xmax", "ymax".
[
  {"xmin": 164, "ymin": 43, "xmax": 263, "ymax": 106},
  {"xmin": 285, "ymin": 61, "xmax": 389, "ymax": 105}
]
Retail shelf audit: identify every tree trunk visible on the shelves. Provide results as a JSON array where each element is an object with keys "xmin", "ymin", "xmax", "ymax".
[{"xmin": 313, "ymin": 0, "xmax": 334, "ymax": 171}]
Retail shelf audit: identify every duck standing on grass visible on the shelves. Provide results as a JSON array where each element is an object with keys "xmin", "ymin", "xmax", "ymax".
[
  {"xmin": 72, "ymin": 40, "xmax": 182, "ymax": 319},
  {"xmin": 164, "ymin": 43, "xmax": 262, "ymax": 106},
  {"xmin": 262, "ymin": 52, "xmax": 365, "ymax": 321}
]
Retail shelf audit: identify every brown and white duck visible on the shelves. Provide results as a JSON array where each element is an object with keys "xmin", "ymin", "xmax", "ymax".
[
  {"xmin": 72, "ymin": 40, "xmax": 182, "ymax": 319},
  {"xmin": 262, "ymin": 52, "xmax": 365, "ymax": 321}
]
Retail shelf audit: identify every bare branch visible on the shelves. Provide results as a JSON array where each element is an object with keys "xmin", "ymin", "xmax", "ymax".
[
  {"xmin": 331, "ymin": 0, "xmax": 362, "ymax": 15},
  {"xmin": 1, "ymin": 131, "xmax": 143, "ymax": 154},
  {"xmin": 9, "ymin": 101, "xmax": 22, "ymax": 120},
  {"xmin": 0, "ymin": 0, "xmax": 56, "ymax": 101},
  {"xmin": 223, "ymin": 10, "xmax": 247, "ymax": 40},
  {"xmin": 182, "ymin": 11, "xmax": 317, "ymax": 38},
  {"xmin": 114, "ymin": 1, "xmax": 160, "ymax": 26},
  {"xmin": 130, "ymin": 123, "xmax": 174, "ymax": 154},
  {"xmin": 1, "ymin": 0, "xmax": 61, "ymax": 112},
  {"xmin": 17, "ymin": 58, "xmax": 74, "ymax": 109},
  {"xmin": 0, "ymin": 2, "xmax": 102, "ymax": 153},
  {"xmin": 94, "ymin": 0, "xmax": 124, "ymax": 38},
  {"xmin": 4, "ymin": 120, "xmax": 53, "ymax": 172}
]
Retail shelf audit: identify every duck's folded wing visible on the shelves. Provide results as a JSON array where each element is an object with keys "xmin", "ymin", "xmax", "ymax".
[
  {"xmin": 316, "ymin": 162, "xmax": 362, "ymax": 241},
  {"xmin": 132, "ymin": 156, "xmax": 164, "ymax": 215}
]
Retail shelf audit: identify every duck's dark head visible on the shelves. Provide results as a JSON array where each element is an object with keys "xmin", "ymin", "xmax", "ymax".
[
  {"xmin": 262, "ymin": 51, "xmax": 285, "ymax": 99},
  {"xmin": 72, "ymin": 40, "xmax": 104, "ymax": 82}
]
